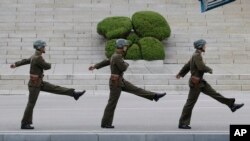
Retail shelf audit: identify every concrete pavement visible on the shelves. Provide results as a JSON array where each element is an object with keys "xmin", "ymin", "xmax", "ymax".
[{"xmin": 0, "ymin": 91, "xmax": 249, "ymax": 140}]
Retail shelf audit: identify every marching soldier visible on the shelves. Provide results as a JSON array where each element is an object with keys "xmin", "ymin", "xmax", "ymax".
[
  {"xmin": 176, "ymin": 39, "xmax": 244, "ymax": 129},
  {"xmin": 10, "ymin": 40, "xmax": 86, "ymax": 129},
  {"xmin": 89, "ymin": 39, "xmax": 166, "ymax": 129}
]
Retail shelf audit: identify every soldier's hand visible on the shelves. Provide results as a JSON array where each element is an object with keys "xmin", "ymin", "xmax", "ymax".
[
  {"xmin": 10, "ymin": 64, "xmax": 16, "ymax": 69},
  {"xmin": 124, "ymin": 62, "xmax": 129, "ymax": 66},
  {"xmin": 176, "ymin": 74, "xmax": 181, "ymax": 79},
  {"xmin": 88, "ymin": 65, "xmax": 95, "ymax": 71},
  {"xmin": 208, "ymin": 69, "xmax": 213, "ymax": 74}
]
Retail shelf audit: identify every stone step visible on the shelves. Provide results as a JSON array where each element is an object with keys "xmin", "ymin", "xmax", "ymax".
[
  {"xmin": 1, "ymin": 74, "xmax": 250, "ymax": 92},
  {"xmin": 1, "ymin": 63, "xmax": 250, "ymax": 92},
  {"xmin": 0, "ymin": 0, "xmax": 250, "ymax": 64}
]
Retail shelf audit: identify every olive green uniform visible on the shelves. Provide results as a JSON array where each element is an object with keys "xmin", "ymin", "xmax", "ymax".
[
  {"xmin": 94, "ymin": 52, "xmax": 156, "ymax": 126},
  {"xmin": 14, "ymin": 50, "xmax": 75, "ymax": 125},
  {"xmin": 178, "ymin": 50, "xmax": 235, "ymax": 125}
]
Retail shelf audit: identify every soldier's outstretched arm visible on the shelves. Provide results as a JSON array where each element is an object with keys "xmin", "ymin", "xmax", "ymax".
[
  {"xmin": 89, "ymin": 59, "xmax": 110, "ymax": 70},
  {"xmin": 177, "ymin": 60, "xmax": 191, "ymax": 78},
  {"xmin": 194, "ymin": 55, "xmax": 212, "ymax": 73},
  {"xmin": 37, "ymin": 56, "xmax": 51, "ymax": 70},
  {"xmin": 10, "ymin": 57, "xmax": 32, "ymax": 68}
]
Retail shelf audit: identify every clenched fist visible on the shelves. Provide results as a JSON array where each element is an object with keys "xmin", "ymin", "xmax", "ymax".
[
  {"xmin": 10, "ymin": 64, "xmax": 16, "ymax": 69},
  {"xmin": 88, "ymin": 65, "xmax": 95, "ymax": 71}
]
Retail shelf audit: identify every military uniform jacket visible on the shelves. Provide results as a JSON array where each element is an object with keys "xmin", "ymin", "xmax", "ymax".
[
  {"xmin": 15, "ymin": 50, "xmax": 51, "ymax": 87},
  {"xmin": 15, "ymin": 50, "xmax": 51, "ymax": 76},
  {"xmin": 178, "ymin": 50, "xmax": 212, "ymax": 87},
  {"xmin": 94, "ymin": 52, "xmax": 129, "ymax": 86}
]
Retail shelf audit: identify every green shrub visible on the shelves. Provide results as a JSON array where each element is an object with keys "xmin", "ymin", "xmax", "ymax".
[
  {"xmin": 125, "ymin": 44, "xmax": 142, "ymax": 60},
  {"xmin": 139, "ymin": 37, "xmax": 165, "ymax": 60},
  {"xmin": 97, "ymin": 17, "xmax": 132, "ymax": 39},
  {"xmin": 105, "ymin": 39, "xmax": 116, "ymax": 58},
  {"xmin": 132, "ymin": 11, "xmax": 171, "ymax": 41},
  {"xmin": 127, "ymin": 32, "xmax": 140, "ymax": 44}
]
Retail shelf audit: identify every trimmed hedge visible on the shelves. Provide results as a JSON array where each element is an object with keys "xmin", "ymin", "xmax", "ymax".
[
  {"xmin": 139, "ymin": 37, "xmax": 165, "ymax": 60},
  {"xmin": 127, "ymin": 32, "xmax": 140, "ymax": 44},
  {"xmin": 97, "ymin": 17, "xmax": 132, "ymax": 39},
  {"xmin": 105, "ymin": 38, "xmax": 165, "ymax": 60},
  {"xmin": 105, "ymin": 39, "xmax": 116, "ymax": 58},
  {"xmin": 125, "ymin": 44, "xmax": 142, "ymax": 60},
  {"xmin": 98, "ymin": 11, "xmax": 171, "ymax": 60},
  {"xmin": 132, "ymin": 11, "xmax": 171, "ymax": 41}
]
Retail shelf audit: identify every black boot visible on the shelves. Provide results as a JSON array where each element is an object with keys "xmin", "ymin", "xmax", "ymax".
[
  {"xmin": 101, "ymin": 125, "xmax": 115, "ymax": 129},
  {"xmin": 73, "ymin": 90, "xmax": 86, "ymax": 100},
  {"xmin": 230, "ymin": 103, "xmax": 244, "ymax": 112},
  {"xmin": 21, "ymin": 124, "xmax": 34, "ymax": 129},
  {"xmin": 154, "ymin": 92, "xmax": 166, "ymax": 102},
  {"xmin": 179, "ymin": 124, "xmax": 191, "ymax": 129}
]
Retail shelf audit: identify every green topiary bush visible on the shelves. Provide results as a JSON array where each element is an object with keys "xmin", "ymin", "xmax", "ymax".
[
  {"xmin": 97, "ymin": 17, "xmax": 133, "ymax": 39},
  {"xmin": 105, "ymin": 39, "xmax": 116, "ymax": 58},
  {"xmin": 125, "ymin": 44, "xmax": 142, "ymax": 60},
  {"xmin": 132, "ymin": 11, "xmax": 171, "ymax": 41},
  {"xmin": 98, "ymin": 11, "xmax": 171, "ymax": 61},
  {"xmin": 127, "ymin": 32, "xmax": 140, "ymax": 45},
  {"xmin": 139, "ymin": 37, "xmax": 165, "ymax": 60}
]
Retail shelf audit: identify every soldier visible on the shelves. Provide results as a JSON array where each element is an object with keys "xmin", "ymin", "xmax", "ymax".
[
  {"xmin": 176, "ymin": 39, "xmax": 244, "ymax": 129},
  {"xmin": 10, "ymin": 40, "xmax": 86, "ymax": 129},
  {"xmin": 89, "ymin": 39, "xmax": 166, "ymax": 129}
]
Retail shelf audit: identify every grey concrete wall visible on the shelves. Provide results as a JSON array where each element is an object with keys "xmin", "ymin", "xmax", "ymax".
[{"xmin": 0, "ymin": 0, "xmax": 249, "ymax": 64}]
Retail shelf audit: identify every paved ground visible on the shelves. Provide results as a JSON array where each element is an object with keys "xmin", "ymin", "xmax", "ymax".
[{"xmin": 0, "ymin": 91, "xmax": 249, "ymax": 133}]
